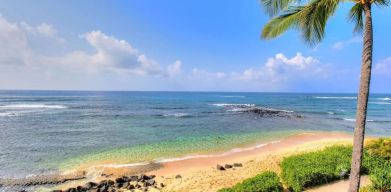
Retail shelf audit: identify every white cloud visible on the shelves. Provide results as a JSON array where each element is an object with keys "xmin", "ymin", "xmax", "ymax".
[
  {"xmin": 374, "ymin": 57, "xmax": 391, "ymax": 75},
  {"xmin": 167, "ymin": 60, "xmax": 182, "ymax": 76},
  {"xmin": 332, "ymin": 36, "xmax": 362, "ymax": 50},
  {"xmin": 0, "ymin": 15, "xmax": 180, "ymax": 78},
  {"xmin": 191, "ymin": 68, "xmax": 226, "ymax": 79},
  {"xmin": 234, "ymin": 52, "xmax": 324, "ymax": 83}
]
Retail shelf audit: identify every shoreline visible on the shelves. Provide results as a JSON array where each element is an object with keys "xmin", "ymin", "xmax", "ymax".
[{"xmin": 44, "ymin": 131, "xmax": 356, "ymax": 192}]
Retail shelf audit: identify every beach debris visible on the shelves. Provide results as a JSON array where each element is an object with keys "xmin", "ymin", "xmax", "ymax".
[
  {"xmin": 55, "ymin": 174, "xmax": 163, "ymax": 192},
  {"xmin": 216, "ymin": 164, "xmax": 226, "ymax": 170},
  {"xmin": 233, "ymin": 163, "xmax": 243, "ymax": 167},
  {"xmin": 224, "ymin": 164, "xmax": 233, "ymax": 169}
]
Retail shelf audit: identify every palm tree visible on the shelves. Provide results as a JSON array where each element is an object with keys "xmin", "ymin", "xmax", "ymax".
[{"xmin": 260, "ymin": 0, "xmax": 388, "ymax": 191}]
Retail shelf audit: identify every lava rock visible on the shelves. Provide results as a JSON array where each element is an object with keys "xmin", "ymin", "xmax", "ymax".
[
  {"xmin": 84, "ymin": 181, "xmax": 98, "ymax": 189},
  {"xmin": 224, "ymin": 164, "xmax": 233, "ymax": 169},
  {"xmin": 216, "ymin": 164, "xmax": 225, "ymax": 170},
  {"xmin": 115, "ymin": 177, "xmax": 126, "ymax": 184},
  {"xmin": 175, "ymin": 174, "xmax": 182, "ymax": 179},
  {"xmin": 127, "ymin": 184, "xmax": 135, "ymax": 190},
  {"xmin": 233, "ymin": 163, "xmax": 243, "ymax": 167},
  {"xmin": 114, "ymin": 182, "xmax": 123, "ymax": 188},
  {"xmin": 146, "ymin": 179, "xmax": 155, "ymax": 186},
  {"xmin": 65, "ymin": 188, "xmax": 77, "ymax": 192},
  {"xmin": 129, "ymin": 175, "xmax": 138, "ymax": 181}
]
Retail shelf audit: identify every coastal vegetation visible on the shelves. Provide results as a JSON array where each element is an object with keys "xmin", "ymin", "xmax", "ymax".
[
  {"xmin": 259, "ymin": 0, "xmax": 390, "ymax": 188},
  {"xmin": 217, "ymin": 138, "xmax": 390, "ymax": 192},
  {"xmin": 218, "ymin": 171, "xmax": 283, "ymax": 192}
]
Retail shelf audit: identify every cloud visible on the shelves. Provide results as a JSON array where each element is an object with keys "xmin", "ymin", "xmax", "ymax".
[
  {"xmin": 374, "ymin": 57, "xmax": 391, "ymax": 75},
  {"xmin": 191, "ymin": 68, "xmax": 226, "ymax": 79},
  {"xmin": 332, "ymin": 36, "xmax": 362, "ymax": 50},
  {"xmin": 167, "ymin": 60, "xmax": 182, "ymax": 76},
  {"xmin": 234, "ymin": 52, "xmax": 325, "ymax": 83},
  {"xmin": 185, "ymin": 53, "xmax": 330, "ymax": 91},
  {"xmin": 0, "ymin": 15, "xmax": 180, "ymax": 78}
]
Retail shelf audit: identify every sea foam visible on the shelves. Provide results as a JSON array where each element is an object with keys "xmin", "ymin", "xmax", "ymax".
[
  {"xmin": 314, "ymin": 96, "xmax": 356, "ymax": 99},
  {"xmin": 0, "ymin": 104, "xmax": 67, "ymax": 109}
]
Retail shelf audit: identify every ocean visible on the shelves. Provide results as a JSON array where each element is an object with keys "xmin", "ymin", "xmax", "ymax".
[{"xmin": 0, "ymin": 91, "xmax": 390, "ymax": 181}]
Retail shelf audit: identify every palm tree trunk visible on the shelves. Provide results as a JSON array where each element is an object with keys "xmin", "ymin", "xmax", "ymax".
[{"xmin": 348, "ymin": 3, "xmax": 373, "ymax": 192}]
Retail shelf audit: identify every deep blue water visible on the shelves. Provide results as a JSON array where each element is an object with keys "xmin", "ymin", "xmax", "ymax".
[{"xmin": 0, "ymin": 91, "xmax": 390, "ymax": 179}]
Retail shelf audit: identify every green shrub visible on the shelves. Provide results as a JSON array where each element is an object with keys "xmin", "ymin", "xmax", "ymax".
[
  {"xmin": 366, "ymin": 138, "xmax": 391, "ymax": 160},
  {"xmin": 369, "ymin": 162, "xmax": 391, "ymax": 192},
  {"xmin": 280, "ymin": 145, "xmax": 353, "ymax": 192},
  {"xmin": 218, "ymin": 171, "xmax": 283, "ymax": 192}
]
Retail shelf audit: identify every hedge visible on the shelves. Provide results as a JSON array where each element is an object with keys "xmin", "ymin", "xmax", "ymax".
[{"xmin": 218, "ymin": 171, "xmax": 283, "ymax": 192}]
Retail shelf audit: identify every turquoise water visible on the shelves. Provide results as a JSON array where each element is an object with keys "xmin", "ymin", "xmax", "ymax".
[{"xmin": 0, "ymin": 91, "xmax": 390, "ymax": 179}]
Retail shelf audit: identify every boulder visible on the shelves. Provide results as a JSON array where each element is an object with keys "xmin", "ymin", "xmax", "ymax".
[
  {"xmin": 146, "ymin": 179, "xmax": 155, "ymax": 186},
  {"xmin": 84, "ymin": 181, "xmax": 98, "ymax": 189},
  {"xmin": 129, "ymin": 175, "xmax": 139, "ymax": 181},
  {"xmin": 115, "ymin": 177, "xmax": 126, "ymax": 184},
  {"xmin": 233, "ymin": 163, "xmax": 243, "ymax": 167},
  {"xmin": 216, "ymin": 164, "xmax": 225, "ymax": 170},
  {"xmin": 224, "ymin": 164, "xmax": 233, "ymax": 169},
  {"xmin": 175, "ymin": 175, "xmax": 182, "ymax": 179}
]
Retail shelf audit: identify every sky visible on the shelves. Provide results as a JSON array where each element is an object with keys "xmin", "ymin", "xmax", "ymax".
[{"xmin": 0, "ymin": 0, "xmax": 390, "ymax": 93}]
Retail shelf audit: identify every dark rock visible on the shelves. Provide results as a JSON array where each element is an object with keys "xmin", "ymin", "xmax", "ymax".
[
  {"xmin": 129, "ymin": 175, "xmax": 138, "ymax": 181},
  {"xmin": 100, "ymin": 186, "xmax": 109, "ymax": 192},
  {"xmin": 76, "ymin": 186, "xmax": 86, "ymax": 191},
  {"xmin": 121, "ymin": 176, "xmax": 130, "ymax": 182},
  {"xmin": 159, "ymin": 183, "xmax": 165, "ymax": 188},
  {"xmin": 146, "ymin": 179, "xmax": 155, "ymax": 186},
  {"xmin": 65, "ymin": 188, "xmax": 77, "ymax": 192},
  {"xmin": 107, "ymin": 180, "xmax": 114, "ymax": 186},
  {"xmin": 52, "ymin": 190, "xmax": 62, "ymax": 192},
  {"xmin": 141, "ymin": 187, "xmax": 148, "ymax": 192},
  {"xmin": 84, "ymin": 181, "xmax": 98, "ymax": 189},
  {"xmin": 98, "ymin": 180, "xmax": 108, "ymax": 187},
  {"xmin": 114, "ymin": 182, "xmax": 123, "ymax": 188},
  {"xmin": 216, "ymin": 164, "xmax": 225, "ymax": 170},
  {"xmin": 138, "ymin": 174, "xmax": 148, "ymax": 181},
  {"xmin": 115, "ymin": 177, "xmax": 126, "ymax": 184},
  {"xmin": 224, "ymin": 164, "xmax": 233, "ymax": 169},
  {"xmin": 148, "ymin": 175, "xmax": 156, "ymax": 179},
  {"xmin": 175, "ymin": 174, "xmax": 182, "ymax": 179},
  {"xmin": 127, "ymin": 184, "xmax": 135, "ymax": 189},
  {"xmin": 233, "ymin": 163, "xmax": 243, "ymax": 167}
]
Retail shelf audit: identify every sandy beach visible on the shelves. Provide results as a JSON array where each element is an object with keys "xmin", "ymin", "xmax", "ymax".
[{"xmin": 49, "ymin": 131, "xmax": 362, "ymax": 192}]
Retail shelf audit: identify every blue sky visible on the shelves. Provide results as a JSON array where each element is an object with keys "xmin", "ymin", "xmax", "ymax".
[{"xmin": 0, "ymin": 0, "xmax": 390, "ymax": 92}]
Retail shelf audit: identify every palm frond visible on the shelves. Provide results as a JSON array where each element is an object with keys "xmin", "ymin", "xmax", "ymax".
[
  {"xmin": 349, "ymin": 4, "xmax": 364, "ymax": 33},
  {"xmin": 261, "ymin": 0, "xmax": 340, "ymax": 45},
  {"xmin": 261, "ymin": 0, "xmax": 301, "ymax": 16},
  {"xmin": 374, "ymin": 0, "xmax": 390, "ymax": 7}
]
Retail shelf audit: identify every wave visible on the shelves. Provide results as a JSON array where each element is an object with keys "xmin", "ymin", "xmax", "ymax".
[
  {"xmin": 211, "ymin": 103, "xmax": 295, "ymax": 118},
  {"xmin": 99, "ymin": 140, "xmax": 282, "ymax": 168},
  {"xmin": 0, "ymin": 104, "xmax": 67, "ymax": 109},
  {"xmin": 156, "ymin": 141, "xmax": 281, "ymax": 163},
  {"xmin": 343, "ymin": 118, "xmax": 374, "ymax": 122},
  {"xmin": 163, "ymin": 113, "xmax": 191, "ymax": 117},
  {"xmin": 0, "ymin": 112, "xmax": 18, "ymax": 117},
  {"xmin": 369, "ymin": 102, "xmax": 391, "ymax": 105},
  {"xmin": 211, "ymin": 103, "xmax": 255, "ymax": 107},
  {"xmin": 378, "ymin": 97, "xmax": 391, "ymax": 101},
  {"xmin": 314, "ymin": 96, "xmax": 356, "ymax": 99},
  {"xmin": 221, "ymin": 95, "xmax": 246, "ymax": 98}
]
